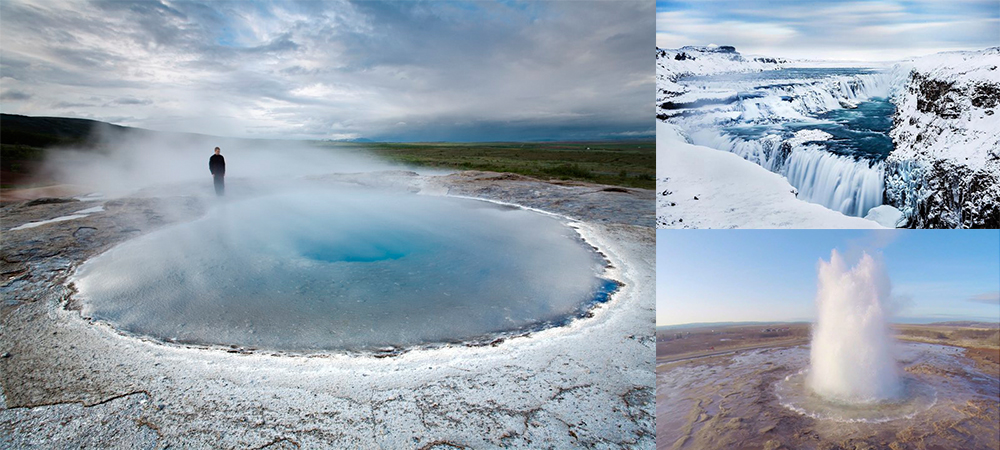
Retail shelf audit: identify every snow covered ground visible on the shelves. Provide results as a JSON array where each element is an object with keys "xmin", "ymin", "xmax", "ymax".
[
  {"xmin": 656, "ymin": 121, "xmax": 883, "ymax": 228},
  {"xmin": 656, "ymin": 45, "xmax": 782, "ymax": 97}
]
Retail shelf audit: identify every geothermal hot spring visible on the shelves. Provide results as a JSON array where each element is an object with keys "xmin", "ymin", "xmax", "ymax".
[
  {"xmin": 70, "ymin": 187, "xmax": 616, "ymax": 353},
  {"xmin": 775, "ymin": 251, "xmax": 936, "ymax": 422}
]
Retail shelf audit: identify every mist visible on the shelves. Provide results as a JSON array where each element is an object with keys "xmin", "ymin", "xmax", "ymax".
[
  {"xmin": 808, "ymin": 250, "xmax": 901, "ymax": 403},
  {"xmin": 40, "ymin": 124, "xmax": 398, "ymax": 198}
]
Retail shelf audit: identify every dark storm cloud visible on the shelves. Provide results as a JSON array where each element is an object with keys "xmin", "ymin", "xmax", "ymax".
[
  {"xmin": 53, "ymin": 101, "xmax": 98, "ymax": 108},
  {"xmin": 0, "ymin": 0, "xmax": 652, "ymax": 141},
  {"xmin": 1, "ymin": 90, "xmax": 32, "ymax": 101},
  {"xmin": 110, "ymin": 97, "xmax": 153, "ymax": 105}
]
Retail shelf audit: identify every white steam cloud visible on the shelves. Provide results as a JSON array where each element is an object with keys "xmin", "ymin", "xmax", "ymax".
[
  {"xmin": 808, "ymin": 250, "xmax": 901, "ymax": 403},
  {"xmin": 41, "ymin": 124, "xmax": 395, "ymax": 198}
]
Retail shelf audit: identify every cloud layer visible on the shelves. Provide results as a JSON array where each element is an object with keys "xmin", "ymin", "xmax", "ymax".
[
  {"xmin": 1, "ymin": 1, "xmax": 653, "ymax": 141},
  {"xmin": 968, "ymin": 291, "xmax": 1000, "ymax": 305},
  {"xmin": 656, "ymin": 0, "xmax": 999, "ymax": 61}
]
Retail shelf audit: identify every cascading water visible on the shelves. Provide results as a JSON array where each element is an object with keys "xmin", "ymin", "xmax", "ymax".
[
  {"xmin": 668, "ymin": 68, "xmax": 900, "ymax": 218},
  {"xmin": 689, "ymin": 129, "xmax": 886, "ymax": 216},
  {"xmin": 784, "ymin": 147, "xmax": 884, "ymax": 217},
  {"xmin": 807, "ymin": 250, "xmax": 900, "ymax": 402}
]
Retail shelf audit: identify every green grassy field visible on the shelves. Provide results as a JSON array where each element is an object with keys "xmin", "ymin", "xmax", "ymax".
[{"xmin": 351, "ymin": 141, "xmax": 655, "ymax": 189}]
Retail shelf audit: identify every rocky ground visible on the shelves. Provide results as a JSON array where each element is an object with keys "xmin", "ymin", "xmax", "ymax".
[
  {"xmin": 0, "ymin": 171, "xmax": 655, "ymax": 449},
  {"xmin": 657, "ymin": 342, "xmax": 1000, "ymax": 450}
]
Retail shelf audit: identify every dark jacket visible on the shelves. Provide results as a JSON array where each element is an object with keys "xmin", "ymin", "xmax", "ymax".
[{"xmin": 209, "ymin": 154, "xmax": 226, "ymax": 176}]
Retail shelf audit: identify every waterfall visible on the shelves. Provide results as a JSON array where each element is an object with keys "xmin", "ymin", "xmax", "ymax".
[
  {"xmin": 784, "ymin": 146, "xmax": 885, "ymax": 217},
  {"xmin": 690, "ymin": 131, "xmax": 885, "ymax": 217},
  {"xmin": 673, "ymin": 70, "xmax": 895, "ymax": 217},
  {"xmin": 734, "ymin": 72, "xmax": 895, "ymax": 123}
]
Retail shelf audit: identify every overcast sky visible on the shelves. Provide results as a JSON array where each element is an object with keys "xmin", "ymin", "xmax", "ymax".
[
  {"xmin": 657, "ymin": 230, "xmax": 1000, "ymax": 326},
  {"xmin": 0, "ymin": 0, "xmax": 653, "ymax": 141},
  {"xmin": 656, "ymin": 0, "xmax": 999, "ymax": 61}
]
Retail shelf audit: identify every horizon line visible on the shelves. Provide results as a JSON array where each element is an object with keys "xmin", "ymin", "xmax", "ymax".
[{"xmin": 0, "ymin": 113, "xmax": 655, "ymax": 144}]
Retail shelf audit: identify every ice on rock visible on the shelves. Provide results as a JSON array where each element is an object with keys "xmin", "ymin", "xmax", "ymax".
[
  {"xmin": 884, "ymin": 48, "xmax": 1000, "ymax": 228},
  {"xmin": 864, "ymin": 205, "xmax": 905, "ymax": 228},
  {"xmin": 785, "ymin": 129, "xmax": 833, "ymax": 147}
]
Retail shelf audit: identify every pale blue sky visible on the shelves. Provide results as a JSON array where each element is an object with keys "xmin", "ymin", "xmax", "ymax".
[
  {"xmin": 656, "ymin": 230, "xmax": 1000, "ymax": 326},
  {"xmin": 657, "ymin": 0, "xmax": 1000, "ymax": 61}
]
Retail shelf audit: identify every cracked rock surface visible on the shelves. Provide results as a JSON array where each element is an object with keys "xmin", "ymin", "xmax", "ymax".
[{"xmin": 1, "ymin": 171, "xmax": 655, "ymax": 449}]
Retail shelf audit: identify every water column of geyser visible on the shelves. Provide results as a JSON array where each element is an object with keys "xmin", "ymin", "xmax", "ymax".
[{"xmin": 808, "ymin": 250, "xmax": 901, "ymax": 403}]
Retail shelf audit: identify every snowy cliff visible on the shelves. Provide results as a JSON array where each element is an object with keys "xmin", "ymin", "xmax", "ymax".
[
  {"xmin": 657, "ymin": 45, "xmax": 999, "ymax": 228},
  {"xmin": 884, "ymin": 48, "xmax": 1000, "ymax": 228},
  {"xmin": 656, "ymin": 45, "xmax": 783, "ymax": 82},
  {"xmin": 656, "ymin": 45, "xmax": 895, "ymax": 127},
  {"xmin": 656, "ymin": 45, "xmax": 783, "ymax": 112}
]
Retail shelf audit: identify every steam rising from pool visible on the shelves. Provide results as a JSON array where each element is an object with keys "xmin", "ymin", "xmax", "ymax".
[
  {"xmin": 808, "ymin": 250, "xmax": 901, "ymax": 403},
  {"xmin": 73, "ymin": 188, "xmax": 613, "ymax": 352}
]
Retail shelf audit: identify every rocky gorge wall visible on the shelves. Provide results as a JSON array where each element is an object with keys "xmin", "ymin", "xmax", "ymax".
[{"xmin": 884, "ymin": 48, "xmax": 1000, "ymax": 228}]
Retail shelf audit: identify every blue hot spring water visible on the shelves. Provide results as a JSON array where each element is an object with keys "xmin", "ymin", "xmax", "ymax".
[{"xmin": 72, "ymin": 188, "xmax": 614, "ymax": 353}]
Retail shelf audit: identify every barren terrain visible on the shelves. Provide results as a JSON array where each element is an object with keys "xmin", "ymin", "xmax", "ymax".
[
  {"xmin": 1, "ymin": 171, "xmax": 656, "ymax": 448},
  {"xmin": 656, "ymin": 322, "xmax": 1000, "ymax": 450}
]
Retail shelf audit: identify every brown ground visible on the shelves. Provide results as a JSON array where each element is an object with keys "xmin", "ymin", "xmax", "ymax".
[
  {"xmin": 656, "ymin": 324, "xmax": 810, "ymax": 363},
  {"xmin": 895, "ymin": 324, "xmax": 1000, "ymax": 377},
  {"xmin": 0, "ymin": 184, "xmax": 95, "ymax": 203},
  {"xmin": 658, "ymin": 323, "xmax": 1000, "ymax": 363},
  {"xmin": 657, "ymin": 322, "xmax": 1000, "ymax": 450},
  {"xmin": 895, "ymin": 324, "xmax": 1000, "ymax": 349},
  {"xmin": 963, "ymin": 347, "xmax": 1000, "ymax": 378}
]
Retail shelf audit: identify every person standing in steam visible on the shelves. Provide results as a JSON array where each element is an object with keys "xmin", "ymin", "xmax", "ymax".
[{"xmin": 209, "ymin": 147, "xmax": 226, "ymax": 196}]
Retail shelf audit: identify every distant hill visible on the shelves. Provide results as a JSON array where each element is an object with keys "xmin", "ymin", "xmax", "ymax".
[
  {"xmin": 0, "ymin": 113, "xmax": 134, "ymax": 148},
  {"xmin": 1, "ymin": 114, "xmax": 378, "ymax": 147},
  {"xmin": 656, "ymin": 321, "xmax": 809, "ymax": 331},
  {"xmin": 658, "ymin": 319, "xmax": 1000, "ymax": 332},
  {"xmin": 923, "ymin": 321, "xmax": 1000, "ymax": 329},
  {"xmin": 1, "ymin": 114, "xmax": 202, "ymax": 188}
]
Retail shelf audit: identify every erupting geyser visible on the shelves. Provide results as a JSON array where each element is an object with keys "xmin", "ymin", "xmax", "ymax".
[{"xmin": 807, "ymin": 250, "xmax": 901, "ymax": 403}]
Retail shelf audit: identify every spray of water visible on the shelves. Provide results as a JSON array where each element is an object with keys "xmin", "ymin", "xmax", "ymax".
[{"xmin": 808, "ymin": 250, "xmax": 901, "ymax": 403}]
